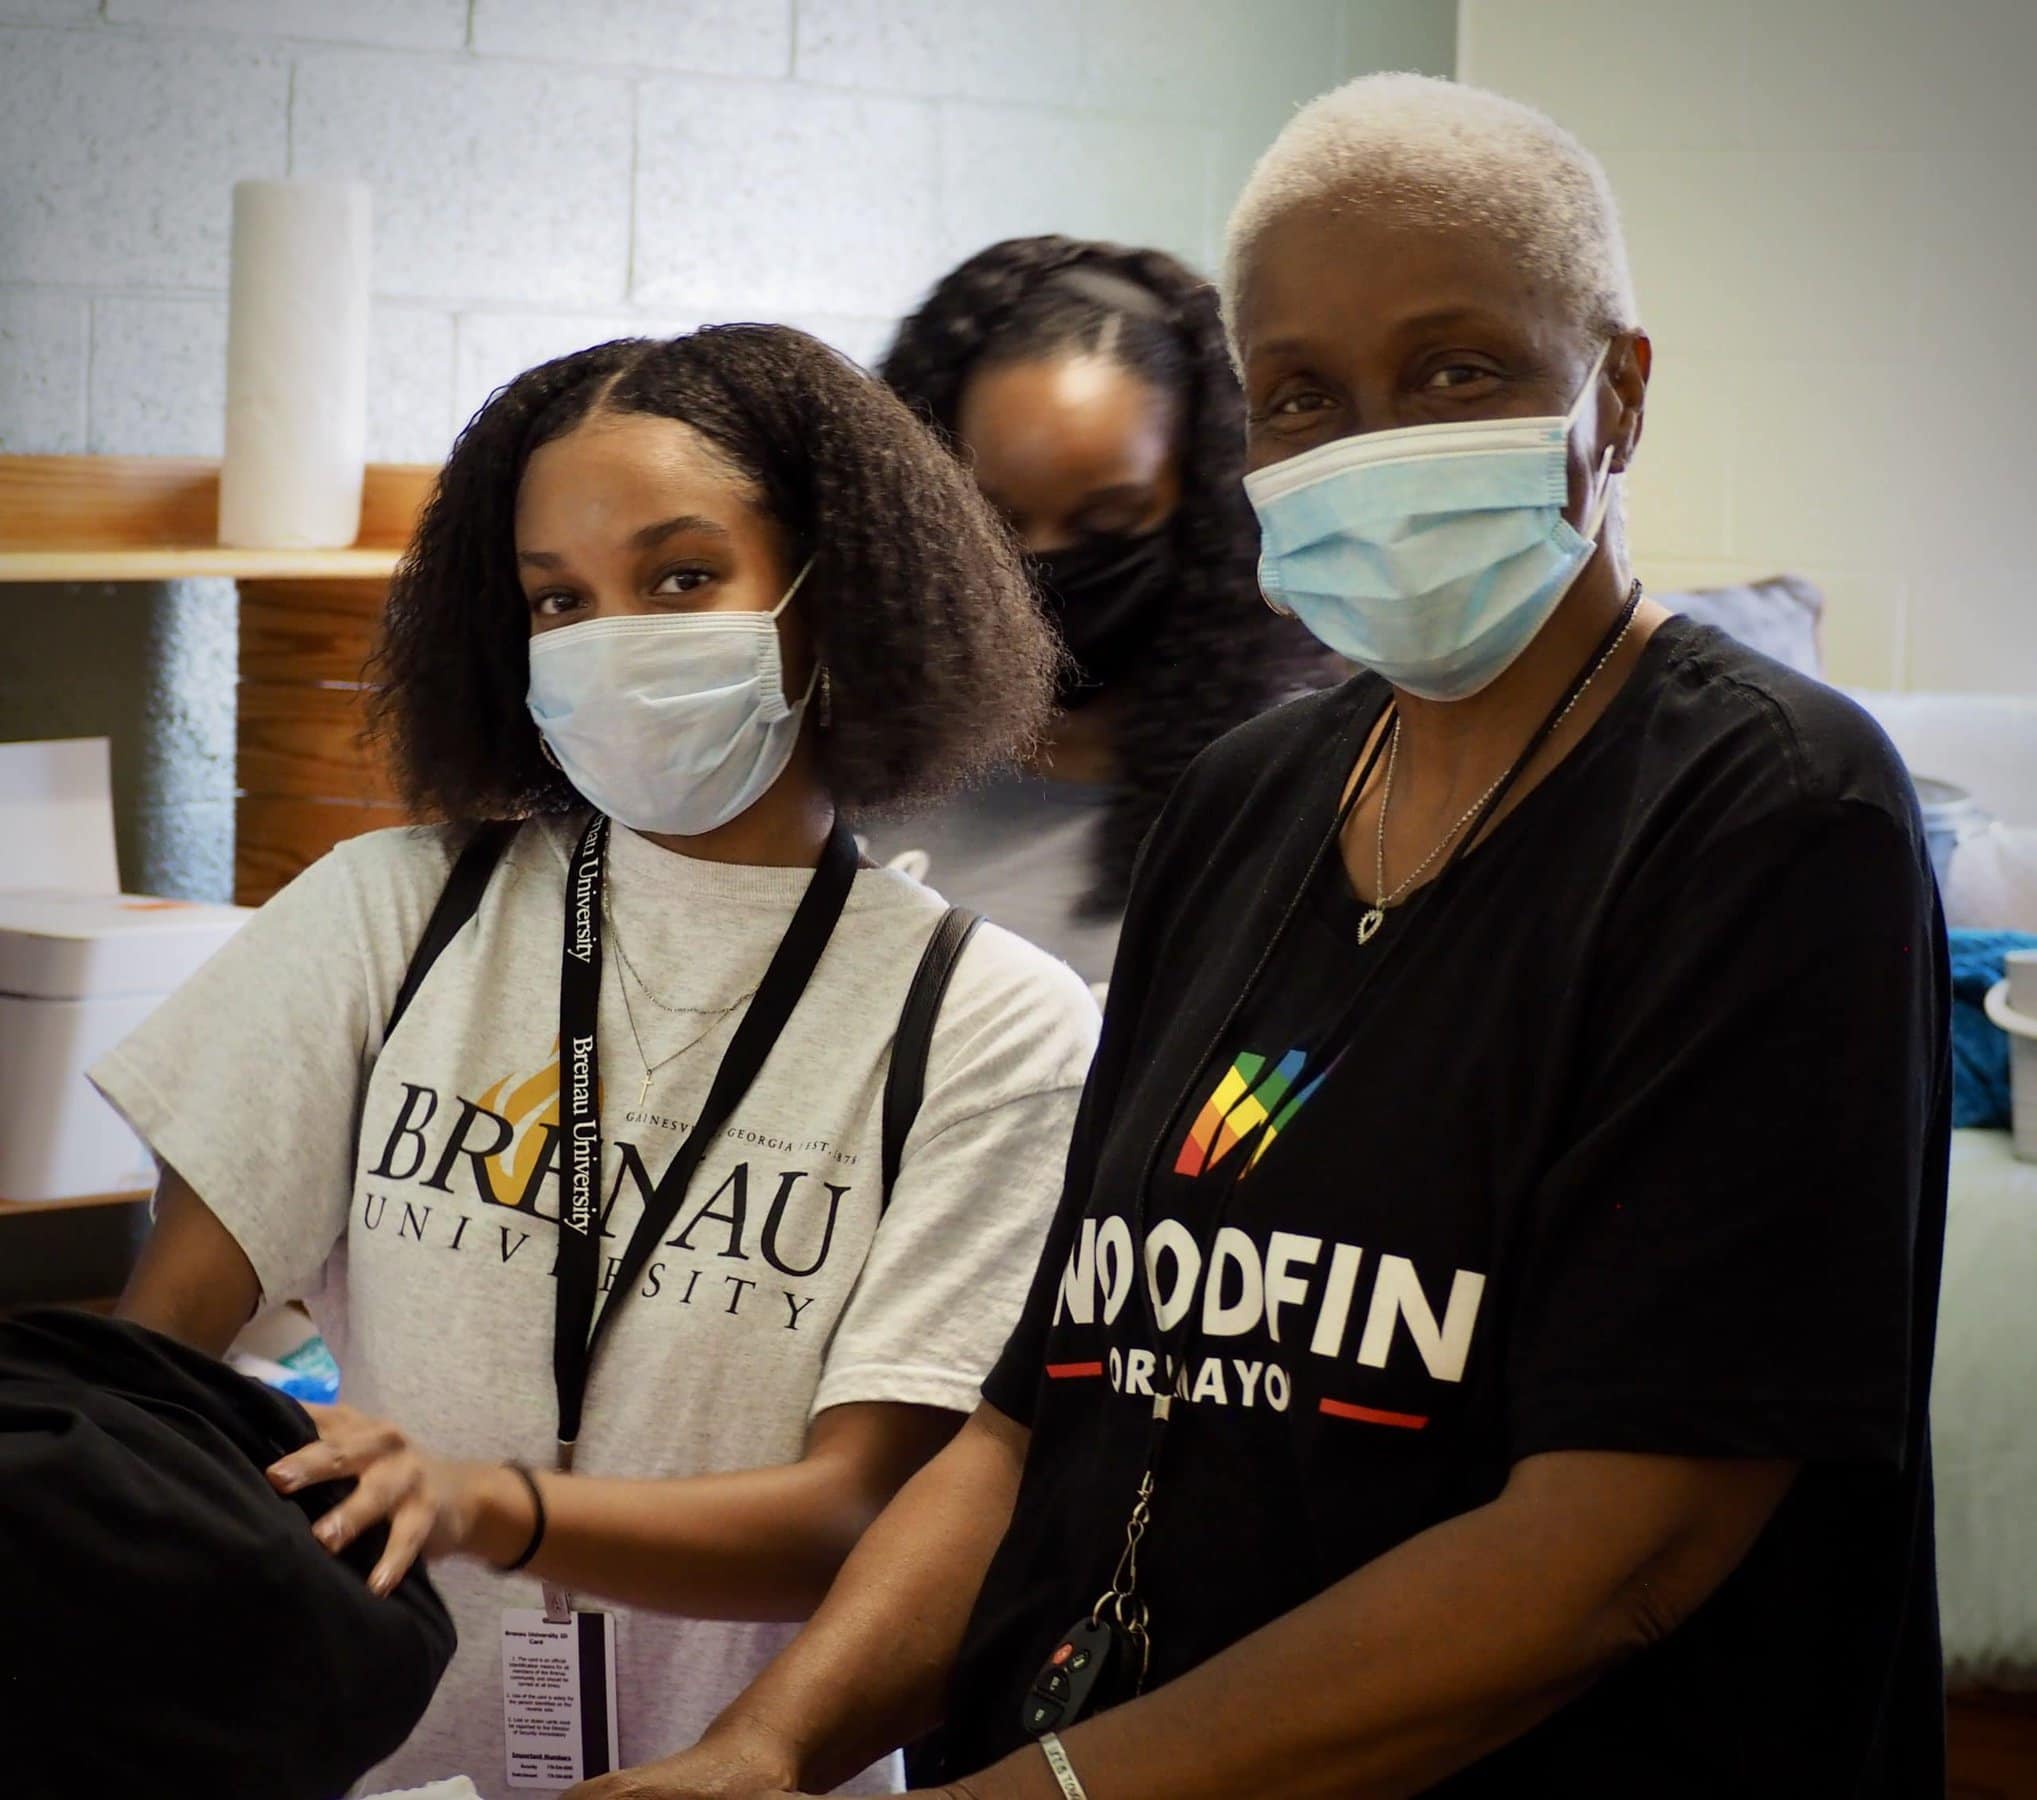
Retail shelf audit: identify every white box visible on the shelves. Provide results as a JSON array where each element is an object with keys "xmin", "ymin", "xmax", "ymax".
[{"xmin": 0, "ymin": 891, "xmax": 249, "ymax": 1201}]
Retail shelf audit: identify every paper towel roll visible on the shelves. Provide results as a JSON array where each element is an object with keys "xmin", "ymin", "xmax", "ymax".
[{"xmin": 218, "ymin": 179, "xmax": 371, "ymax": 549}]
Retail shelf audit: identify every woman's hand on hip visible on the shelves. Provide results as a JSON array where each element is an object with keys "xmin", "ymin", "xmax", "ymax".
[{"xmin": 265, "ymin": 1401, "xmax": 504, "ymax": 1594}]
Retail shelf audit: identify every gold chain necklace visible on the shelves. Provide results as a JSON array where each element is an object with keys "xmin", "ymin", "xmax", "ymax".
[
  {"xmin": 1359, "ymin": 599, "xmax": 1641, "ymax": 946},
  {"xmin": 606, "ymin": 903, "xmax": 753, "ymax": 1110}
]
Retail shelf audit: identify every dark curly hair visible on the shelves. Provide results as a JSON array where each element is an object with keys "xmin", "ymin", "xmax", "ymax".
[
  {"xmin": 880, "ymin": 235, "xmax": 1332, "ymax": 907},
  {"xmin": 369, "ymin": 325, "xmax": 1056, "ymax": 822}
]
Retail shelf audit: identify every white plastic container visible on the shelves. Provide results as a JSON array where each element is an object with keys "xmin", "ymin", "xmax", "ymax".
[
  {"xmin": 0, "ymin": 892, "xmax": 248, "ymax": 1201},
  {"xmin": 1983, "ymin": 950, "xmax": 2037, "ymax": 1164},
  {"xmin": 1914, "ymin": 776, "xmax": 1990, "ymax": 895}
]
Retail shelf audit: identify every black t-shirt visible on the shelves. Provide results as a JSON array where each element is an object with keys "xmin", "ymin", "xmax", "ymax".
[{"xmin": 941, "ymin": 617, "xmax": 1949, "ymax": 1796}]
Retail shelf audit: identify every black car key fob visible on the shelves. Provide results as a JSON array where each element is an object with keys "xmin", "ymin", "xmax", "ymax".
[{"xmin": 1020, "ymin": 1617, "xmax": 1116, "ymax": 1737}]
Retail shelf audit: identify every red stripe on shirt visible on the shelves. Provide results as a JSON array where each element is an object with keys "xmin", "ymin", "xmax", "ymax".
[
  {"xmin": 1045, "ymin": 1361, "xmax": 1106, "ymax": 1380},
  {"xmin": 1319, "ymin": 1397, "xmax": 1429, "ymax": 1429}
]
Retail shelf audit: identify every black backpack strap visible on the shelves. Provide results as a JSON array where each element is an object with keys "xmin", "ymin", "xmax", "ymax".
[
  {"xmin": 383, "ymin": 821, "xmax": 517, "ymax": 1043},
  {"xmin": 880, "ymin": 907, "xmax": 982, "ymax": 1206}
]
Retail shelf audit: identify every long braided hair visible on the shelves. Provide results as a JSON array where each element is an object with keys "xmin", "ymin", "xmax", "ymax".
[{"xmin": 880, "ymin": 235, "xmax": 1331, "ymax": 910}]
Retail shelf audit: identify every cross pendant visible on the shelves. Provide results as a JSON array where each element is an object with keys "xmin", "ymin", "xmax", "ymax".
[
  {"xmin": 636, "ymin": 1070, "xmax": 653, "ymax": 1109},
  {"xmin": 1357, "ymin": 906, "xmax": 1384, "ymax": 946}
]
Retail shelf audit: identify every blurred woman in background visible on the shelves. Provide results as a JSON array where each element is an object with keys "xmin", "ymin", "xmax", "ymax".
[{"xmin": 869, "ymin": 236, "xmax": 1330, "ymax": 987}]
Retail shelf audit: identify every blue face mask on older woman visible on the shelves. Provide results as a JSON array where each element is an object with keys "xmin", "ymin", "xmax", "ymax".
[{"xmin": 1244, "ymin": 343, "xmax": 1615, "ymax": 701}]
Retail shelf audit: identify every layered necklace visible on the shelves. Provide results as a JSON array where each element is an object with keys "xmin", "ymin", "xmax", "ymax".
[{"xmin": 606, "ymin": 901, "xmax": 755, "ymax": 1111}]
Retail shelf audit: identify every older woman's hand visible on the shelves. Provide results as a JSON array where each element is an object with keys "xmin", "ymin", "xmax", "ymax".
[{"xmin": 265, "ymin": 1401, "xmax": 497, "ymax": 1594}]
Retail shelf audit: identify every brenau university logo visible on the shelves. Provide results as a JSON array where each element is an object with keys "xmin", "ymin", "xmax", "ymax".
[{"xmin": 353, "ymin": 1046, "xmax": 862, "ymax": 1331}]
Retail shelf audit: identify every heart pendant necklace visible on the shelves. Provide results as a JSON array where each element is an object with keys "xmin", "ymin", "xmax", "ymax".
[
  {"xmin": 1361, "ymin": 583, "xmax": 1644, "ymax": 948},
  {"xmin": 1361, "ymin": 719, "xmax": 1505, "ymax": 948}
]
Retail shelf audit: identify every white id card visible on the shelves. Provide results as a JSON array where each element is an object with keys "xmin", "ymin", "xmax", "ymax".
[{"xmin": 501, "ymin": 1608, "xmax": 620, "ymax": 1790}]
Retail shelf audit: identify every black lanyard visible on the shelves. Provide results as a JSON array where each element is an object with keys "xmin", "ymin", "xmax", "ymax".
[
  {"xmin": 1124, "ymin": 584, "xmax": 1644, "ymax": 1445},
  {"xmin": 551, "ymin": 811, "xmax": 858, "ymax": 1468},
  {"xmin": 1082, "ymin": 588, "xmax": 1648, "ymax": 1676}
]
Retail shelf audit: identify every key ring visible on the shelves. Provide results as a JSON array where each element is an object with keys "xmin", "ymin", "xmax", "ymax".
[{"xmin": 1089, "ymin": 1469, "xmax": 1158, "ymax": 1691}]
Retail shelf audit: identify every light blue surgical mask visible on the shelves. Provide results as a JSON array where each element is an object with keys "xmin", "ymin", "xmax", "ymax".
[
  {"xmin": 1244, "ymin": 344, "xmax": 1615, "ymax": 701},
  {"xmin": 527, "ymin": 560, "xmax": 816, "ymax": 837}
]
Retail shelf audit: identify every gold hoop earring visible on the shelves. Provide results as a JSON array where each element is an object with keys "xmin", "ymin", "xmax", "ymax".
[{"xmin": 539, "ymin": 737, "xmax": 561, "ymax": 771}]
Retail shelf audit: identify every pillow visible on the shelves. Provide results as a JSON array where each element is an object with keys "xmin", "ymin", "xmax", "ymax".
[
  {"xmin": 1849, "ymin": 691, "xmax": 2037, "ymax": 828},
  {"xmin": 1655, "ymin": 574, "xmax": 1824, "ymax": 677},
  {"xmin": 1949, "ymin": 824, "xmax": 2037, "ymax": 935}
]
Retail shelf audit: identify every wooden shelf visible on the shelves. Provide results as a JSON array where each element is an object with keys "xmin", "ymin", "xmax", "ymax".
[
  {"xmin": 0, "ymin": 453, "xmax": 433, "ymax": 902},
  {"xmin": 0, "ymin": 454, "xmax": 434, "ymax": 584},
  {"xmin": 0, "ymin": 546, "xmax": 403, "ymax": 582}
]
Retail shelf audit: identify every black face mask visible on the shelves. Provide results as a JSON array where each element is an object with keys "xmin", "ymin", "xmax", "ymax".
[{"xmin": 1033, "ymin": 525, "xmax": 1175, "ymax": 709}]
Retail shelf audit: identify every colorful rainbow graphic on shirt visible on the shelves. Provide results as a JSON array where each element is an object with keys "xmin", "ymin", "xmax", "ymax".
[{"xmin": 1173, "ymin": 1048, "xmax": 1332, "ymax": 1179}]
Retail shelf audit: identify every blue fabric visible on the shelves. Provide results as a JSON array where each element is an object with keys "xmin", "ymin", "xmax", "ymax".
[
  {"xmin": 266, "ymin": 1336, "xmax": 341, "ymax": 1404},
  {"xmin": 1948, "ymin": 929, "xmax": 2037, "ymax": 1127}
]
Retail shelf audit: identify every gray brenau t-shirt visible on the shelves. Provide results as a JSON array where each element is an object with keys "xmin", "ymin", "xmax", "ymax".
[
  {"xmin": 92, "ymin": 816, "xmax": 1098, "ymax": 1795},
  {"xmin": 862, "ymin": 772, "xmax": 1121, "ymax": 990}
]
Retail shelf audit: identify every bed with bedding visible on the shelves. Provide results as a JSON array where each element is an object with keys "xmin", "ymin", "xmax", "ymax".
[
  {"xmin": 1936, "ymin": 1128, "xmax": 2037, "ymax": 1798},
  {"xmin": 1658, "ymin": 577, "xmax": 2037, "ymax": 1795}
]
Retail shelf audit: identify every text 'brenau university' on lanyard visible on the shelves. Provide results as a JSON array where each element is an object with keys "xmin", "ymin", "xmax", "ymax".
[
  {"xmin": 1020, "ymin": 583, "xmax": 1645, "ymax": 1738},
  {"xmin": 545, "ymin": 810, "xmax": 858, "ymax": 1622}
]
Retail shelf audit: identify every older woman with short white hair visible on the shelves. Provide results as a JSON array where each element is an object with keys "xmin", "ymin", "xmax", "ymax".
[{"xmin": 575, "ymin": 75, "xmax": 1949, "ymax": 1800}]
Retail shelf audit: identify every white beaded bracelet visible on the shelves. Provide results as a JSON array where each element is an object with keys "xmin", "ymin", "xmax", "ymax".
[{"xmin": 1038, "ymin": 1730, "xmax": 1091, "ymax": 1800}]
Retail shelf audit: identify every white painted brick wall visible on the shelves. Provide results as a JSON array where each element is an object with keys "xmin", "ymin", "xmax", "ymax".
[
  {"xmin": 471, "ymin": 0, "xmax": 792, "ymax": 77},
  {"xmin": 933, "ymin": 103, "xmax": 1209, "ymax": 271},
  {"xmin": 88, "ymin": 293, "xmax": 229, "ymax": 455},
  {"xmin": 1461, "ymin": 0, "xmax": 2037, "ymax": 694},
  {"xmin": 0, "ymin": 26, "xmax": 288, "ymax": 288},
  {"xmin": 794, "ymin": 0, "xmax": 1090, "ymax": 108},
  {"xmin": 370, "ymin": 303, "xmax": 460, "ymax": 464},
  {"xmin": 291, "ymin": 51, "xmax": 637, "ymax": 307},
  {"xmin": 0, "ymin": 2, "xmax": 1453, "ymax": 463},
  {"xmin": 109, "ymin": 0, "xmax": 470, "ymax": 51},
  {"xmin": 0, "ymin": 290, "xmax": 86, "ymax": 451},
  {"xmin": 635, "ymin": 77, "xmax": 940, "ymax": 317},
  {"xmin": 0, "ymin": 0, "xmax": 95, "ymax": 24},
  {"xmin": 0, "ymin": 0, "xmax": 1453, "ymax": 899}
]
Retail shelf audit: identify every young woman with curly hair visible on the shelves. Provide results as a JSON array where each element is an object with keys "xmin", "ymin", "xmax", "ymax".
[
  {"xmin": 868, "ymin": 235, "xmax": 1331, "ymax": 986},
  {"xmin": 93, "ymin": 325, "xmax": 1099, "ymax": 1792}
]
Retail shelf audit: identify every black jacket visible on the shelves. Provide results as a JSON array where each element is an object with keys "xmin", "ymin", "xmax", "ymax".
[{"xmin": 0, "ymin": 1308, "xmax": 454, "ymax": 1798}]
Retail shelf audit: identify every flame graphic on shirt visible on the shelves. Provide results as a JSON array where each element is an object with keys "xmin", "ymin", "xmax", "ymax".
[{"xmin": 476, "ymin": 1039, "xmax": 562, "ymax": 1204}]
